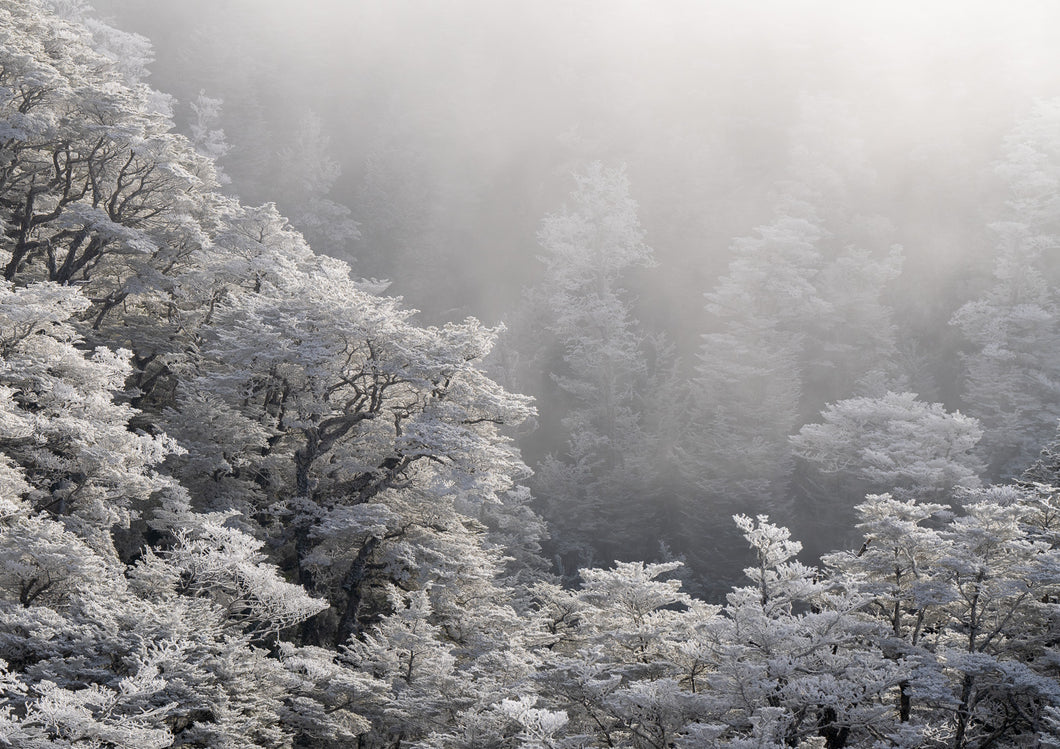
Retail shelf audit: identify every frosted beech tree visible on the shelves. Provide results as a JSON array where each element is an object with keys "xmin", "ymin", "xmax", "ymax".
[
  {"xmin": 685, "ymin": 205, "xmax": 828, "ymax": 589},
  {"xmin": 275, "ymin": 557, "xmax": 539, "ymax": 748},
  {"xmin": 790, "ymin": 391, "xmax": 983, "ymax": 552},
  {"xmin": 0, "ymin": 0, "xmax": 220, "ymax": 342},
  {"xmin": 951, "ymin": 98, "xmax": 1060, "ymax": 479},
  {"xmin": 524, "ymin": 520, "xmax": 901, "ymax": 748},
  {"xmin": 821, "ymin": 494, "xmax": 956, "ymax": 737},
  {"xmin": 529, "ymin": 561, "xmax": 718, "ymax": 748},
  {"xmin": 340, "ymin": 588, "xmax": 465, "ymax": 747},
  {"xmin": 0, "ymin": 282, "xmax": 176, "ymax": 545},
  {"xmin": 950, "ymin": 226, "xmax": 1060, "ymax": 479},
  {"xmin": 791, "ymin": 392, "xmax": 983, "ymax": 498},
  {"xmin": 821, "ymin": 485, "xmax": 1060, "ymax": 747},
  {"xmin": 41, "ymin": 0, "xmax": 156, "ymax": 87},
  {"xmin": 173, "ymin": 230, "xmax": 538, "ymax": 645},
  {"xmin": 1020, "ymin": 422, "xmax": 1060, "ymax": 489},
  {"xmin": 692, "ymin": 210, "xmax": 825, "ymax": 504},
  {"xmin": 0, "ymin": 289, "xmax": 186, "ymax": 748},
  {"xmin": 0, "ymin": 280, "xmax": 331, "ymax": 747},
  {"xmin": 188, "ymin": 89, "xmax": 230, "ymax": 181},
  {"xmin": 703, "ymin": 516, "xmax": 896, "ymax": 748},
  {"xmin": 934, "ymin": 487, "xmax": 1060, "ymax": 747},
  {"xmin": 808, "ymin": 245, "xmax": 903, "ymax": 396}
]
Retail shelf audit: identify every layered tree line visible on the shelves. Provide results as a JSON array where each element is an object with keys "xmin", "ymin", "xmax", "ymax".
[
  {"xmin": 1, "ymin": 2, "xmax": 1059, "ymax": 747},
  {"xmin": 514, "ymin": 93, "xmax": 1060, "ymax": 590}
]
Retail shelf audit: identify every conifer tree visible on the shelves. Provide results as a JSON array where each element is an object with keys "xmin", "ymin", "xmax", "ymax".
[
  {"xmin": 525, "ymin": 162, "xmax": 671, "ymax": 569},
  {"xmin": 952, "ymin": 99, "xmax": 1060, "ymax": 478}
]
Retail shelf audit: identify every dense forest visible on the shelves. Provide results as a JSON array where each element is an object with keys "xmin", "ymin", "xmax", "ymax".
[{"xmin": 1, "ymin": 1, "xmax": 1059, "ymax": 747}]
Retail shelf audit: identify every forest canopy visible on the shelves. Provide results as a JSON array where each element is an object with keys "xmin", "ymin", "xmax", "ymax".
[{"xmin": 0, "ymin": 2, "xmax": 1059, "ymax": 747}]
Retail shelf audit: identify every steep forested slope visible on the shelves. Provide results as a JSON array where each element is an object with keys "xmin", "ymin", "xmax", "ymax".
[
  {"xmin": 0, "ymin": 3, "xmax": 544, "ymax": 745},
  {"xmin": 0, "ymin": 4, "xmax": 1059, "ymax": 748}
]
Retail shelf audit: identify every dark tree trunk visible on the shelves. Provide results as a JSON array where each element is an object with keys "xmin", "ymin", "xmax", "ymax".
[{"xmin": 334, "ymin": 535, "xmax": 382, "ymax": 647}]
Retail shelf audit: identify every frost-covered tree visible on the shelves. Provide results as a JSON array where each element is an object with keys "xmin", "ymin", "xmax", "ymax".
[
  {"xmin": 0, "ymin": 279, "xmax": 330, "ymax": 748},
  {"xmin": 165, "ymin": 218, "xmax": 539, "ymax": 645},
  {"xmin": 0, "ymin": 282, "xmax": 175, "ymax": 544},
  {"xmin": 703, "ymin": 515, "xmax": 897, "ymax": 748},
  {"xmin": 42, "ymin": 0, "xmax": 156, "ymax": 87},
  {"xmin": 822, "ymin": 494, "xmax": 955, "ymax": 735},
  {"xmin": 188, "ymin": 89, "xmax": 230, "ymax": 181},
  {"xmin": 687, "ymin": 99, "xmax": 904, "ymax": 584},
  {"xmin": 692, "ymin": 209, "xmax": 826, "ymax": 507},
  {"xmin": 0, "ymin": 0, "xmax": 218, "ymax": 338},
  {"xmin": 791, "ymin": 392, "xmax": 984, "ymax": 497},
  {"xmin": 936, "ymin": 486, "xmax": 1060, "ymax": 747},
  {"xmin": 823, "ymin": 484, "xmax": 1060, "ymax": 747},
  {"xmin": 342, "ymin": 589, "xmax": 462, "ymax": 745},
  {"xmin": 529, "ymin": 560, "xmax": 717, "ymax": 748},
  {"xmin": 523, "ymin": 518, "xmax": 901, "ymax": 748},
  {"xmin": 0, "ymin": 7, "xmax": 550, "ymax": 747},
  {"xmin": 524, "ymin": 162, "xmax": 673, "ymax": 570},
  {"xmin": 952, "ymin": 98, "xmax": 1060, "ymax": 479},
  {"xmin": 790, "ymin": 391, "xmax": 983, "ymax": 552},
  {"xmin": 273, "ymin": 110, "xmax": 359, "ymax": 257}
]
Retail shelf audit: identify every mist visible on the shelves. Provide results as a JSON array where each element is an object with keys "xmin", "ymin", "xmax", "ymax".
[
  {"xmin": 79, "ymin": 0, "xmax": 1060, "ymax": 585},
  {"xmin": 86, "ymin": 0, "xmax": 1059, "ymax": 313}
]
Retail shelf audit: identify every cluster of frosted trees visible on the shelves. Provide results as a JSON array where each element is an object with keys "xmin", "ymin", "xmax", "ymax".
[
  {"xmin": 520, "ymin": 96, "xmax": 1060, "ymax": 585},
  {"xmin": 0, "ymin": 3, "xmax": 1058, "ymax": 747}
]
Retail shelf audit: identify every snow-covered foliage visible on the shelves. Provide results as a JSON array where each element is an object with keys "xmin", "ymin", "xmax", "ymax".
[
  {"xmin": 792, "ymin": 393, "xmax": 982, "ymax": 492},
  {"xmin": 684, "ymin": 98, "xmax": 905, "ymax": 581},
  {"xmin": 0, "ymin": 3, "xmax": 543, "ymax": 745},
  {"xmin": 952, "ymin": 99, "xmax": 1060, "ymax": 479},
  {"xmin": 1, "ymin": 3, "xmax": 1058, "ymax": 748},
  {"xmin": 524, "ymin": 162, "xmax": 683, "ymax": 570}
]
